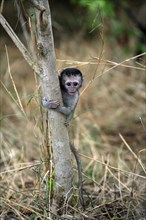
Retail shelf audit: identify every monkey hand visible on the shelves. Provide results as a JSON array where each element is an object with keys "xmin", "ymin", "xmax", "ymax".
[
  {"xmin": 64, "ymin": 120, "xmax": 69, "ymax": 127},
  {"xmin": 42, "ymin": 97, "xmax": 60, "ymax": 109},
  {"xmin": 64, "ymin": 114, "xmax": 72, "ymax": 127}
]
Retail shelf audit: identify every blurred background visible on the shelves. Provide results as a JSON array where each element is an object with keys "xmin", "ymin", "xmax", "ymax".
[{"xmin": 0, "ymin": 0, "xmax": 146, "ymax": 218}]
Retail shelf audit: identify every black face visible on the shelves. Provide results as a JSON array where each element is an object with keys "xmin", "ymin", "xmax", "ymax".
[{"xmin": 60, "ymin": 68, "xmax": 83, "ymax": 95}]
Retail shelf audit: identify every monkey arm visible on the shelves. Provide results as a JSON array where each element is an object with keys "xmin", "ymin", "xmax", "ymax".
[
  {"xmin": 57, "ymin": 105, "xmax": 72, "ymax": 115},
  {"xmin": 57, "ymin": 105, "xmax": 75, "ymax": 126},
  {"xmin": 42, "ymin": 97, "xmax": 73, "ymax": 115},
  {"xmin": 42, "ymin": 97, "xmax": 75, "ymax": 126},
  {"xmin": 42, "ymin": 97, "xmax": 60, "ymax": 109}
]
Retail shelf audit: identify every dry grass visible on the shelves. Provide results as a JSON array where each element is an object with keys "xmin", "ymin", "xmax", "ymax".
[{"xmin": 0, "ymin": 36, "xmax": 146, "ymax": 219}]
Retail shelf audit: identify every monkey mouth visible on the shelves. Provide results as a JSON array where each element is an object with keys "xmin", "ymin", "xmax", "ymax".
[{"xmin": 69, "ymin": 91, "xmax": 76, "ymax": 95}]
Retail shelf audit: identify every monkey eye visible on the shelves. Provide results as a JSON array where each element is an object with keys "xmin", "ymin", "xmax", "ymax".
[
  {"xmin": 73, "ymin": 82, "xmax": 78, "ymax": 86},
  {"xmin": 66, "ymin": 82, "xmax": 79, "ymax": 87},
  {"xmin": 66, "ymin": 82, "xmax": 71, "ymax": 86}
]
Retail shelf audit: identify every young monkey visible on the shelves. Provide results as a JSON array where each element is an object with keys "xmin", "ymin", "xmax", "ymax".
[
  {"xmin": 42, "ymin": 68, "xmax": 83, "ymax": 126},
  {"xmin": 42, "ymin": 68, "xmax": 84, "ymax": 208}
]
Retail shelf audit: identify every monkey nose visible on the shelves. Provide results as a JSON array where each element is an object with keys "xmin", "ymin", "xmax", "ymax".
[{"xmin": 70, "ymin": 88, "xmax": 76, "ymax": 92}]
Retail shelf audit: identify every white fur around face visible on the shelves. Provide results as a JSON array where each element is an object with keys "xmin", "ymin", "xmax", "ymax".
[{"xmin": 63, "ymin": 75, "xmax": 82, "ymax": 87}]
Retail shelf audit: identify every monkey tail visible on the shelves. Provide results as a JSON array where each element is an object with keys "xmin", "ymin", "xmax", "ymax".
[{"xmin": 70, "ymin": 144, "xmax": 85, "ymax": 209}]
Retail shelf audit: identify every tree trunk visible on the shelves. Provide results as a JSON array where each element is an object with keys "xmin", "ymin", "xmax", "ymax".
[{"xmin": 33, "ymin": 0, "xmax": 73, "ymax": 210}]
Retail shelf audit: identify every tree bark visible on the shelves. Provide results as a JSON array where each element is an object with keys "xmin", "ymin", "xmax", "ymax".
[
  {"xmin": 0, "ymin": 0, "xmax": 74, "ymax": 213},
  {"xmin": 33, "ymin": 0, "xmax": 74, "ymax": 210}
]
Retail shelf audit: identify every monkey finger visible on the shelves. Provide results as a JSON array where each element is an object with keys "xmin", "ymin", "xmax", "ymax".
[
  {"xmin": 50, "ymin": 100, "xmax": 60, "ymax": 105},
  {"xmin": 47, "ymin": 100, "xmax": 59, "ymax": 108},
  {"xmin": 42, "ymin": 97, "xmax": 49, "ymax": 107},
  {"xmin": 64, "ymin": 120, "xmax": 69, "ymax": 127},
  {"xmin": 42, "ymin": 97, "xmax": 48, "ymax": 101},
  {"xmin": 55, "ymin": 100, "xmax": 60, "ymax": 105}
]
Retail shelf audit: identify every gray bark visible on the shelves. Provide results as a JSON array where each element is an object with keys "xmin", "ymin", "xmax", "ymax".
[{"xmin": 33, "ymin": 0, "xmax": 73, "ymax": 209}]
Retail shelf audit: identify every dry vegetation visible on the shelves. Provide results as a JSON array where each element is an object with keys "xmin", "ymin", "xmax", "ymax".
[{"xmin": 0, "ymin": 34, "xmax": 146, "ymax": 219}]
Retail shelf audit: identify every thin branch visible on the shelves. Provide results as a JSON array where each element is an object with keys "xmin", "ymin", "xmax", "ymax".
[
  {"xmin": 0, "ymin": 14, "xmax": 39, "ymax": 74},
  {"xmin": 57, "ymin": 56, "xmax": 146, "ymax": 71},
  {"xmin": 80, "ymin": 153, "xmax": 146, "ymax": 179},
  {"xmin": 0, "ymin": 162, "xmax": 40, "ymax": 175},
  {"xmin": 139, "ymin": 116, "xmax": 146, "ymax": 134},
  {"xmin": 5, "ymin": 45, "xmax": 27, "ymax": 118},
  {"xmin": 15, "ymin": 0, "xmax": 32, "ymax": 51},
  {"xmin": 0, "ymin": 0, "xmax": 4, "ymax": 13},
  {"xmin": 119, "ymin": 133, "xmax": 146, "ymax": 174}
]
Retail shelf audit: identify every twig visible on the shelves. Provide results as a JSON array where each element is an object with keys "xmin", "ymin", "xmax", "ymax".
[
  {"xmin": 0, "ymin": 0, "xmax": 4, "ymax": 13},
  {"xmin": 57, "ymin": 56, "xmax": 146, "ymax": 71},
  {"xmin": 15, "ymin": 0, "xmax": 34, "ymax": 54},
  {"xmin": 68, "ymin": 204, "xmax": 88, "ymax": 218},
  {"xmin": 139, "ymin": 116, "xmax": 146, "ymax": 134},
  {"xmin": 0, "ymin": 14, "xmax": 39, "ymax": 74},
  {"xmin": 3, "ymin": 198, "xmax": 54, "ymax": 219},
  {"xmin": 80, "ymin": 153, "xmax": 146, "ymax": 179},
  {"xmin": 5, "ymin": 45, "xmax": 27, "ymax": 118},
  {"xmin": 94, "ymin": 52, "xmax": 146, "ymax": 80},
  {"xmin": 1, "ymin": 81, "xmax": 27, "ymax": 117},
  {"xmin": 0, "ymin": 162, "xmax": 41, "ymax": 175},
  {"xmin": 119, "ymin": 133, "xmax": 146, "ymax": 174}
]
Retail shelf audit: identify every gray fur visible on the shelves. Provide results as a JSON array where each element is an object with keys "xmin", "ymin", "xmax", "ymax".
[{"xmin": 42, "ymin": 68, "xmax": 83, "ymax": 126}]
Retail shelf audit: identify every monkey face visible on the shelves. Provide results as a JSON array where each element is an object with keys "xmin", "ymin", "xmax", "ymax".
[
  {"xmin": 60, "ymin": 68, "xmax": 83, "ymax": 95},
  {"xmin": 65, "ymin": 79, "xmax": 80, "ymax": 95}
]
